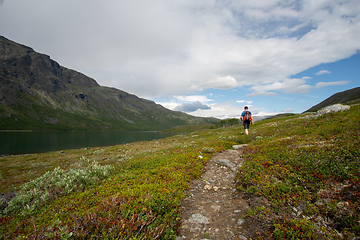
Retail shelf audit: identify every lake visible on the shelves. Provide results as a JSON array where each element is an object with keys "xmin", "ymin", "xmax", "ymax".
[{"xmin": 0, "ymin": 131, "xmax": 177, "ymax": 156}]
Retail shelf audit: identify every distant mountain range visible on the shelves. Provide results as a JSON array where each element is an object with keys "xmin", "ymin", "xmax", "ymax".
[
  {"xmin": 0, "ymin": 36, "xmax": 218, "ymax": 131},
  {"xmin": 304, "ymin": 87, "xmax": 360, "ymax": 112}
]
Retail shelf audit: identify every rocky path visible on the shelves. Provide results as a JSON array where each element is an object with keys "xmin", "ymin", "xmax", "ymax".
[{"xmin": 177, "ymin": 146, "xmax": 250, "ymax": 240}]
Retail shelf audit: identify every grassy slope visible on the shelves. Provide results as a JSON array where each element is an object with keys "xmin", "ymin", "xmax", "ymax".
[
  {"xmin": 0, "ymin": 104, "xmax": 359, "ymax": 239},
  {"xmin": 0, "ymin": 86, "xmax": 215, "ymax": 131},
  {"xmin": 237, "ymin": 105, "xmax": 360, "ymax": 239}
]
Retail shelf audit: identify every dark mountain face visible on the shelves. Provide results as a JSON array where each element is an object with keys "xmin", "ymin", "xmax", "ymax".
[
  {"xmin": 304, "ymin": 87, "xmax": 360, "ymax": 113},
  {"xmin": 0, "ymin": 36, "xmax": 217, "ymax": 131}
]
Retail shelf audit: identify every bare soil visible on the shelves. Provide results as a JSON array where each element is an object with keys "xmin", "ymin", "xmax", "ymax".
[{"xmin": 177, "ymin": 147, "xmax": 256, "ymax": 240}]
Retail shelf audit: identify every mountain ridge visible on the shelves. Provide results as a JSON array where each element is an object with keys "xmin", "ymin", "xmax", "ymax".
[
  {"xmin": 304, "ymin": 86, "xmax": 360, "ymax": 112},
  {"xmin": 263, "ymin": 86, "xmax": 360, "ymax": 120},
  {"xmin": 0, "ymin": 36, "xmax": 218, "ymax": 131}
]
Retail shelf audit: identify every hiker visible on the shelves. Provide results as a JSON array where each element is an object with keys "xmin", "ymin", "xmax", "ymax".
[{"xmin": 240, "ymin": 106, "xmax": 252, "ymax": 135}]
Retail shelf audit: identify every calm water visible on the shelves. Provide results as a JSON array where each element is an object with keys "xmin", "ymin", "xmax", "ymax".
[{"xmin": 0, "ymin": 131, "xmax": 176, "ymax": 155}]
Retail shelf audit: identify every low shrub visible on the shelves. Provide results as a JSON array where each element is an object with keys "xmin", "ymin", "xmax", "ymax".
[{"xmin": 2, "ymin": 156, "xmax": 113, "ymax": 216}]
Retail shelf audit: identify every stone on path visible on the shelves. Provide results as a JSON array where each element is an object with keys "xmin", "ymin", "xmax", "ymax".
[
  {"xmin": 237, "ymin": 218, "xmax": 246, "ymax": 225},
  {"xmin": 188, "ymin": 213, "xmax": 209, "ymax": 224},
  {"xmin": 216, "ymin": 158, "xmax": 236, "ymax": 170}
]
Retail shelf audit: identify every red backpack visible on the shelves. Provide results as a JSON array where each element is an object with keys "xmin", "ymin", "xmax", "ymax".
[{"xmin": 243, "ymin": 111, "xmax": 252, "ymax": 121}]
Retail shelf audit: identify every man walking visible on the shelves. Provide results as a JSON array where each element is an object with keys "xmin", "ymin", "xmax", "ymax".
[{"xmin": 240, "ymin": 106, "xmax": 252, "ymax": 135}]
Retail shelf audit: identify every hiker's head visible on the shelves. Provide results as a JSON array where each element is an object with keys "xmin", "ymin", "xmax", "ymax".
[{"xmin": 244, "ymin": 106, "xmax": 248, "ymax": 110}]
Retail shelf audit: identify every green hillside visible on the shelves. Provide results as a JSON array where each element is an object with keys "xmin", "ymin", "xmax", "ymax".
[
  {"xmin": 0, "ymin": 36, "xmax": 218, "ymax": 131},
  {"xmin": 1, "ymin": 103, "xmax": 359, "ymax": 239}
]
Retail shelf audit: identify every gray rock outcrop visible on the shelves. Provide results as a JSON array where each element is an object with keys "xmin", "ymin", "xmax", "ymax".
[{"xmin": 315, "ymin": 104, "xmax": 350, "ymax": 117}]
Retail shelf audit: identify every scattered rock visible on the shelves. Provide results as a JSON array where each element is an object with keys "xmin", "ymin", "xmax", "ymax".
[
  {"xmin": 211, "ymin": 205, "xmax": 221, "ymax": 211},
  {"xmin": 233, "ymin": 144, "xmax": 247, "ymax": 150},
  {"xmin": 188, "ymin": 214, "xmax": 209, "ymax": 224},
  {"xmin": 238, "ymin": 219, "xmax": 246, "ymax": 225},
  {"xmin": 315, "ymin": 104, "xmax": 350, "ymax": 117},
  {"xmin": 216, "ymin": 159, "xmax": 236, "ymax": 169}
]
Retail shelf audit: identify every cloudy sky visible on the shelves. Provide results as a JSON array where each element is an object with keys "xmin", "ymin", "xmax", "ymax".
[{"xmin": 1, "ymin": 0, "xmax": 359, "ymax": 119}]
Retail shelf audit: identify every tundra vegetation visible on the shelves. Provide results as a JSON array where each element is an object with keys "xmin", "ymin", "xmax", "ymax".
[{"xmin": 0, "ymin": 104, "xmax": 359, "ymax": 239}]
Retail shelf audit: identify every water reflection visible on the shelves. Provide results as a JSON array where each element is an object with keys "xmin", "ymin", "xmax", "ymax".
[{"xmin": 0, "ymin": 131, "xmax": 176, "ymax": 155}]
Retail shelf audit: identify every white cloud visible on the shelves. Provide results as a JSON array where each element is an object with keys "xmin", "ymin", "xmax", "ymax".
[
  {"xmin": 237, "ymin": 100, "xmax": 254, "ymax": 105},
  {"xmin": 315, "ymin": 81, "xmax": 350, "ymax": 89},
  {"xmin": 174, "ymin": 95, "xmax": 213, "ymax": 103},
  {"xmin": 156, "ymin": 94, "xmax": 213, "ymax": 112},
  {"xmin": 247, "ymin": 77, "xmax": 350, "ymax": 96},
  {"xmin": 190, "ymin": 75, "xmax": 237, "ymax": 92},
  {"xmin": 189, "ymin": 102, "xmax": 243, "ymax": 119},
  {"xmin": 315, "ymin": 70, "xmax": 331, "ymax": 75},
  {"xmin": 248, "ymin": 77, "xmax": 314, "ymax": 96},
  {"xmin": 246, "ymin": 92, "xmax": 279, "ymax": 97},
  {"xmin": 0, "ymin": 0, "xmax": 359, "ymax": 99},
  {"xmin": 282, "ymin": 108, "xmax": 293, "ymax": 112}
]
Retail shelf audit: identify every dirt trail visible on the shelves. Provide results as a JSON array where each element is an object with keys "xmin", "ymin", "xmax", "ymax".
[{"xmin": 177, "ymin": 146, "xmax": 252, "ymax": 240}]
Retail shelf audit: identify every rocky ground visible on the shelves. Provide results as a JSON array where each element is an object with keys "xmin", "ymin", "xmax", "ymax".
[{"xmin": 177, "ymin": 145, "xmax": 255, "ymax": 240}]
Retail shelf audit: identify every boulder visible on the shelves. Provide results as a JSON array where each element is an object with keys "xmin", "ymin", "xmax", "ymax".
[{"xmin": 315, "ymin": 104, "xmax": 350, "ymax": 117}]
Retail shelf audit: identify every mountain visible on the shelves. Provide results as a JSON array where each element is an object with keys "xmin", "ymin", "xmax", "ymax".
[
  {"xmin": 0, "ymin": 36, "xmax": 218, "ymax": 131},
  {"xmin": 304, "ymin": 87, "xmax": 360, "ymax": 113}
]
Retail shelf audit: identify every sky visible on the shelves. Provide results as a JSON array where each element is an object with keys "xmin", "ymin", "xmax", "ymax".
[{"xmin": 1, "ymin": 0, "xmax": 359, "ymax": 119}]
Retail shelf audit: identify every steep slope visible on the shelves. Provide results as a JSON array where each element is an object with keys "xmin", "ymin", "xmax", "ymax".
[
  {"xmin": 0, "ymin": 36, "xmax": 218, "ymax": 131},
  {"xmin": 304, "ymin": 86, "xmax": 360, "ymax": 112}
]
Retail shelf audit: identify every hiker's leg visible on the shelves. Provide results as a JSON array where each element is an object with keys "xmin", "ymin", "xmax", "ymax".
[{"xmin": 244, "ymin": 122, "xmax": 249, "ymax": 135}]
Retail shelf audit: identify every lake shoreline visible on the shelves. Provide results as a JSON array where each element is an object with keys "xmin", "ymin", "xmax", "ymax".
[{"xmin": 0, "ymin": 131, "xmax": 177, "ymax": 156}]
